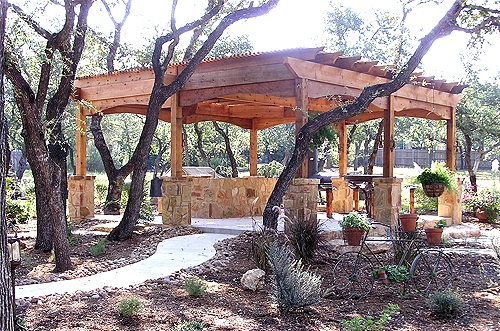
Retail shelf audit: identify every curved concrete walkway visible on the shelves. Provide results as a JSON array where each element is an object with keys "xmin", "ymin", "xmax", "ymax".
[{"xmin": 16, "ymin": 233, "xmax": 234, "ymax": 298}]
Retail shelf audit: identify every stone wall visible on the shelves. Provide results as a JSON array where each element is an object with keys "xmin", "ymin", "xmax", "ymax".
[
  {"xmin": 190, "ymin": 177, "xmax": 278, "ymax": 218},
  {"xmin": 161, "ymin": 177, "xmax": 192, "ymax": 226},
  {"xmin": 68, "ymin": 175, "xmax": 95, "ymax": 222},
  {"xmin": 283, "ymin": 178, "xmax": 319, "ymax": 224}
]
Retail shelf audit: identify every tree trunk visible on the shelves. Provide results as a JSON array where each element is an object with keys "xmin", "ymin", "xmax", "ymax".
[
  {"xmin": 263, "ymin": 1, "xmax": 466, "ymax": 227},
  {"xmin": 90, "ymin": 115, "xmax": 134, "ymax": 215},
  {"xmin": 194, "ymin": 123, "xmax": 210, "ymax": 166},
  {"xmin": 213, "ymin": 121, "xmax": 238, "ymax": 177},
  {"xmin": 463, "ymin": 133, "xmax": 477, "ymax": 191},
  {"xmin": 0, "ymin": 0, "xmax": 15, "ymax": 326},
  {"xmin": 33, "ymin": 188, "xmax": 53, "ymax": 252},
  {"xmin": 366, "ymin": 120, "xmax": 384, "ymax": 175}
]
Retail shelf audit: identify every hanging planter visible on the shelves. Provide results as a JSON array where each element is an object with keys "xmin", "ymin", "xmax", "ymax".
[
  {"xmin": 416, "ymin": 163, "xmax": 455, "ymax": 198},
  {"xmin": 422, "ymin": 183, "xmax": 446, "ymax": 198}
]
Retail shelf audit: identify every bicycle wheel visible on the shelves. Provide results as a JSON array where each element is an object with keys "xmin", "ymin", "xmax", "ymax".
[
  {"xmin": 332, "ymin": 251, "xmax": 374, "ymax": 299},
  {"xmin": 410, "ymin": 249, "xmax": 453, "ymax": 294}
]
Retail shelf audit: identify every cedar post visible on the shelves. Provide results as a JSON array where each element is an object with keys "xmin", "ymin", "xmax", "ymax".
[
  {"xmin": 170, "ymin": 93, "xmax": 183, "ymax": 177},
  {"xmin": 446, "ymin": 107, "xmax": 456, "ymax": 171},
  {"xmin": 75, "ymin": 103, "xmax": 87, "ymax": 176},
  {"xmin": 383, "ymin": 95, "xmax": 395, "ymax": 178},
  {"xmin": 337, "ymin": 121, "xmax": 347, "ymax": 176},
  {"xmin": 250, "ymin": 125, "xmax": 257, "ymax": 176},
  {"xmin": 295, "ymin": 78, "xmax": 308, "ymax": 178}
]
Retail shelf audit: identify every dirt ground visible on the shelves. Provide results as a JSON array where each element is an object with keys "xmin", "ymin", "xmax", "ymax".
[{"xmin": 12, "ymin": 217, "xmax": 500, "ymax": 331}]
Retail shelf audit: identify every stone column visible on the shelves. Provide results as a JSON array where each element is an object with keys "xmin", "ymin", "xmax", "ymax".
[
  {"xmin": 68, "ymin": 175, "xmax": 95, "ymax": 222},
  {"xmin": 330, "ymin": 177, "xmax": 353, "ymax": 213},
  {"xmin": 438, "ymin": 177, "xmax": 463, "ymax": 224},
  {"xmin": 161, "ymin": 177, "xmax": 192, "ymax": 227},
  {"xmin": 283, "ymin": 178, "xmax": 319, "ymax": 224},
  {"xmin": 373, "ymin": 177, "xmax": 402, "ymax": 226}
]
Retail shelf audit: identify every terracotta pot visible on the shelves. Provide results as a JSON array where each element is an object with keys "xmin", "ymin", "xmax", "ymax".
[
  {"xmin": 475, "ymin": 208, "xmax": 488, "ymax": 222},
  {"xmin": 422, "ymin": 183, "xmax": 446, "ymax": 197},
  {"xmin": 399, "ymin": 213, "xmax": 418, "ymax": 232},
  {"xmin": 377, "ymin": 270, "xmax": 389, "ymax": 284},
  {"xmin": 425, "ymin": 228, "xmax": 443, "ymax": 245},
  {"xmin": 344, "ymin": 227, "xmax": 365, "ymax": 246}
]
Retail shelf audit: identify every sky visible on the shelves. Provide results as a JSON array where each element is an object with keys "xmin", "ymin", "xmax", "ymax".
[{"xmin": 95, "ymin": 0, "xmax": 500, "ymax": 82}]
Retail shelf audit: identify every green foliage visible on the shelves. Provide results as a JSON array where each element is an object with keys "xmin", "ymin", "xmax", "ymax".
[
  {"xmin": 341, "ymin": 304, "xmax": 400, "ymax": 331},
  {"xmin": 463, "ymin": 187, "xmax": 500, "ymax": 223},
  {"xmin": 94, "ymin": 181, "xmax": 108, "ymax": 207},
  {"xmin": 373, "ymin": 265, "xmax": 409, "ymax": 284},
  {"xmin": 309, "ymin": 112, "xmax": 337, "ymax": 150},
  {"xmin": 257, "ymin": 161, "xmax": 284, "ymax": 178},
  {"xmin": 183, "ymin": 277, "xmax": 208, "ymax": 297},
  {"xmin": 67, "ymin": 222, "xmax": 79, "ymax": 246},
  {"xmin": 89, "ymin": 239, "xmax": 106, "ymax": 257},
  {"xmin": 416, "ymin": 163, "xmax": 455, "ymax": 191},
  {"xmin": 434, "ymin": 220, "xmax": 447, "ymax": 228},
  {"xmin": 428, "ymin": 289, "xmax": 464, "ymax": 316},
  {"xmin": 214, "ymin": 164, "xmax": 233, "ymax": 178},
  {"xmin": 173, "ymin": 320, "xmax": 206, "ymax": 331},
  {"xmin": 5, "ymin": 198, "xmax": 31, "ymax": 224},
  {"xmin": 267, "ymin": 241, "xmax": 322, "ymax": 313},
  {"xmin": 339, "ymin": 212, "xmax": 371, "ymax": 232},
  {"xmin": 285, "ymin": 215, "xmax": 324, "ymax": 264},
  {"xmin": 413, "ymin": 186, "xmax": 438, "ymax": 214},
  {"xmin": 117, "ymin": 297, "xmax": 143, "ymax": 318}
]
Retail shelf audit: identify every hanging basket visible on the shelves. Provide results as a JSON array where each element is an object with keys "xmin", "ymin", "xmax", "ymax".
[{"xmin": 422, "ymin": 183, "xmax": 445, "ymax": 198}]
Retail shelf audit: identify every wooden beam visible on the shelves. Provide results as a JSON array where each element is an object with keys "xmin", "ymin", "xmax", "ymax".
[
  {"xmin": 446, "ymin": 107, "xmax": 456, "ymax": 171},
  {"xmin": 337, "ymin": 121, "xmax": 347, "ymax": 176},
  {"xmin": 250, "ymin": 125, "xmax": 257, "ymax": 176},
  {"xmin": 179, "ymin": 80, "xmax": 295, "ymax": 106},
  {"xmin": 383, "ymin": 95, "xmax": 396, "ymax": 177},
  {"xmin": 295, "ymin": 78, "xmax": 309, "ymax": 178},
  {"xmin": 75, "ymin": 103, "xmax": 87, "ymax": 176},
  {"xmin": 170, "ymin": 93, "xmax": 183, "ymax": 177}
]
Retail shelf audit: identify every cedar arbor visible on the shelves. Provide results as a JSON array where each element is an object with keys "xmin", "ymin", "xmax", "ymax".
[{"xmin": 73, "ymin": 47, "xmax": 464, "ymax": 223}]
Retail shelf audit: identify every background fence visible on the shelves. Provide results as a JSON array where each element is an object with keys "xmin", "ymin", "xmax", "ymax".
[{"xmin": 374, "ymin": 149, "xmax": 496, "ymax": 170}]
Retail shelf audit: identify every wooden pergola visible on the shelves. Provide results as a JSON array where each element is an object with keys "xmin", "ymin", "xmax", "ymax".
[{"xmin": 74, "ymin": 47, "xmax": 465, "ymax": 179}]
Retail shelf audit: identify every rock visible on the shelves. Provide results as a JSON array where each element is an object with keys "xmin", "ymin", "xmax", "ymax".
[{"xmin": 240, "ymin": 268, "xmax": 265, "ymax": 291}]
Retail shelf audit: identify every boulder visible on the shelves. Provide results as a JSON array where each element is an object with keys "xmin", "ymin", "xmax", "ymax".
[{"xmin": 240, "ymin": 268, "xmax": 265, "ymax": 291}]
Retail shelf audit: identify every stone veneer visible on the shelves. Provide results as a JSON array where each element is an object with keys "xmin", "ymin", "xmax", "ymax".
[
  {"xmin": 438, "ymin": 177, "xmax": 464, "ymax": 224},
  {"xmin": 372, "ymin": 177, "xmax": 402, "ymax": 226},
  {"xmin": 283, "ymin": 178, "xmax": 319, "ymax": 224},
  {"xmin": 161, "ymin": 176, "xmax": 192, "ymax": 227},
  {"xmin": 190, "ymin": 176, "xmax": 278, "ymax": 218},
  {"xmin": 330, "ymin": 177, "xmax": 353, "ymax": 213},
  {"xmin": 68, "ymin": 175, "xmax": 95, "ymax": 222}
]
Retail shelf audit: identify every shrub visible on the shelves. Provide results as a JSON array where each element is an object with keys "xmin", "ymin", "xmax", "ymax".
[
  {"xmin": 463, "ymin": 187, "xmax": 500, "ymax": 223},
  {"xmin": 341, "ymin": 304, "xmax": 400, "ymax": 331},
  {"xmin": 67, "ymin": 222, "xmax": 79, "ymax": 246},
  {"xmin": 173, "ymin": 320, "xmax": 206, "ymax": 331},
  {"xmin": 183, "ymin": 277, "xmax": 207, "ymax": 297},
  {"xmin": 285, "ymin": 214, "xmax": 324, "ymax": 263},
  {"xmin": 257, "ymin": 160, "xmax": 284, "ymax": 178},
  {"xmin": 251, "ymin": 228, "xmax": 276, "ymax": 271},
  {"xmin": 6, "ymin": 199, "xmax": 31, "ymax": 224},
  {"xmin": 117, "ymin": 297, "xmax": 143, "ymax": 317},
  {"xmin": 89, "ymin": 239, "xmax": 106, "ymax": 256},
  {"xmin": 267, "ymin": 241, "xmax": 322, "ymax": 313},
  {"xmin": 428, "ymin": 289, "xmax": 464, "ymax": 316}
]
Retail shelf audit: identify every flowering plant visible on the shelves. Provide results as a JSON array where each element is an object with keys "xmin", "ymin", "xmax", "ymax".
[{"xmin": 463, "ymin": 187, "xmax": 500, "ymax": 223}]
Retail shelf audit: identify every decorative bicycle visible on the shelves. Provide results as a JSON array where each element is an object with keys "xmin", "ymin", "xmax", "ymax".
[{"xmin": 331, "ymin": 221, "xmax": 453, "ymax": 299}]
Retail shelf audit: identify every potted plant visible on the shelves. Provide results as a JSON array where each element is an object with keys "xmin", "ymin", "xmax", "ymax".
[
  {"xmin": 425, "ymin": 220, "xmax": 446, "ymax": 245},
  {"xmin": 416, "ymin": 163, "xmax": 455, "ymax": 198},
  {"xmin": 373, "ymin": 265, "xmax": 409, "ymax": 284},
  {"xmin": 339, "ymin": 211, "xmax": 371, "ymax": 246},
  {"xmin": 398, "ymin": 212, "xmax": 418, "ymax": 232},
  {"xmin": 463, "ymin": 188, "xmax": 500, "ymax": 223}
]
